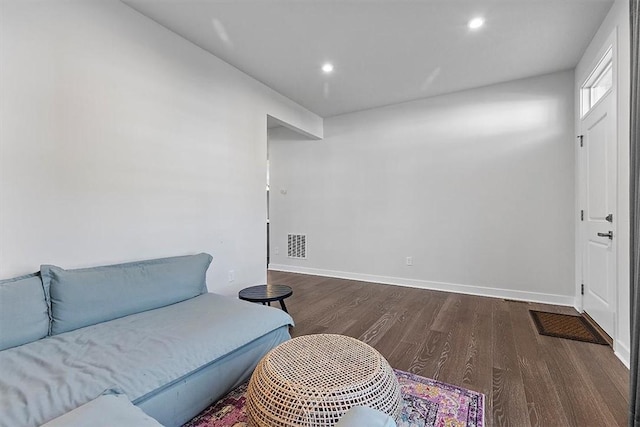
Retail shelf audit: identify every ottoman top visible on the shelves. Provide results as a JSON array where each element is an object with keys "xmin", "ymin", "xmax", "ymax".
[{"xmin": 262, "ymin": 334, "xmax": 385, "ymax": 390}]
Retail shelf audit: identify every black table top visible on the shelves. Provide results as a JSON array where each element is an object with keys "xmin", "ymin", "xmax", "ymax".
[{"xmin": 238, "ymin": 284, "xmax": 293, "ymax": 303}]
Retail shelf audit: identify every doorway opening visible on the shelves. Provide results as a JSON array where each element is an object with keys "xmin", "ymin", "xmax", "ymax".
[{"xmin": 265, "ymin": 114, "xmax": 320, "ymax": 270}]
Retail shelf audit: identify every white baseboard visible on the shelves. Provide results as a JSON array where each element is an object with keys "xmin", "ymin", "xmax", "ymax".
[
  {"xmin": 614, "ymin": 341, "xmax": 630, "ymax": 368},
  {"xmin": 268, "ymin": 264, "xmax": 576, "ymax": 306}
]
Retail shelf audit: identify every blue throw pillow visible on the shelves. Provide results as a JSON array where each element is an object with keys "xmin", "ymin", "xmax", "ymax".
[
  {"xmin": 0, "ymin": 273, "xmax": 49, "ymax": 350},
  {"xmin": 42, "ymin": 253, "xmax": 212, "ymax": 335}
]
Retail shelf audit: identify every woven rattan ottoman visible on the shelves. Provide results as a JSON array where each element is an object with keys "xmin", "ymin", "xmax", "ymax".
[{"xmin": 246, "ymin": 334, "xmax": 402, "ymax": 427}]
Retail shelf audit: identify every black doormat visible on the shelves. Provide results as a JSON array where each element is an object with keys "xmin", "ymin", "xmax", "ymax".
[{"xmin": 529, "ymin": 310, "xmax": 609, "ymax": 345}]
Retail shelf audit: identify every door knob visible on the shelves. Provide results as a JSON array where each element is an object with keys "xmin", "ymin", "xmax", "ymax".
[{"xmin": 597, "ymin": 231, "xmax": 613, "ymax": 240}]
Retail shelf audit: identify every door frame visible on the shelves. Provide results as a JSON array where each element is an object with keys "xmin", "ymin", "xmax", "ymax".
[{"xmin": 575, "ymin": 29, "xmax": 618, "ymax": 336}]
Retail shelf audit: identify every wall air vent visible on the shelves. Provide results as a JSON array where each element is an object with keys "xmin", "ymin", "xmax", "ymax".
[{"xmin": 287, "ymin": 234, "xmax": 307, "ymax": 259}]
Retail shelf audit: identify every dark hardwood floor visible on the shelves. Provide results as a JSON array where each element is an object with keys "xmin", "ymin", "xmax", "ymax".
[{"xmin": 268, "ymin": 271, "xmax": 629, "ymax": 427}]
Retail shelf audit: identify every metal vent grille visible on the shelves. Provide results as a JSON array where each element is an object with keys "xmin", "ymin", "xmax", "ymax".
[{"xmin": 287, "ymin": 234, "xmax": 307, "ymax": 259}]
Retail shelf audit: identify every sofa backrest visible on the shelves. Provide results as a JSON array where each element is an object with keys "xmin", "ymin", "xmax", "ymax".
[
  {"xmin": 0, "ymin": 273, "xmax": 50, "ymax": 351},
  {"xmin": 41, "ymin": 253, "xmax": 213, "ymax": 335}
]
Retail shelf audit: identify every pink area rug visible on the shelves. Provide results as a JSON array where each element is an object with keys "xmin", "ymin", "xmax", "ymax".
[{"xmin": 184, "ymin": 369, "xmax": 484, "ymax": 427}]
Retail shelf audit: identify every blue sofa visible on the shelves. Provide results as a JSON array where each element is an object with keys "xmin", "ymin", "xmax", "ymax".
[{"xmin": 0, "ymin": 253, "xmax": 293, "ymax": 427}]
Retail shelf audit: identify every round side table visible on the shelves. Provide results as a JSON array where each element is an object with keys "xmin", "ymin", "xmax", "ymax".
[
  {"xmin": 245, "ymin": 334, "xmax": 402, "ymax": 426},
  {"xmin": 238, "ymin": 284, "xmax": 293, "ymax": 313}
]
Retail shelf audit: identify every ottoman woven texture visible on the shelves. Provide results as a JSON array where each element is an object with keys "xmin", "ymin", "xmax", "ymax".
[{"xmin": 246, "ymin": 334, "xmax": 402, "ymax": 427}]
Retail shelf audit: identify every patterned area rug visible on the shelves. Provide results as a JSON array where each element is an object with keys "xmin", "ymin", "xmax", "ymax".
[{"xmin": 184, "ymin": 369, "xmax": 484, "ymax": 427}]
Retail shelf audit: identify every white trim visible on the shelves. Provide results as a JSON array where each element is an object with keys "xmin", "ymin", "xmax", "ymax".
[
  {"xmin": 268, "ymin": 264, "xmax": 576, "ymax": 307},
  {"xmin": 614, "ymin": 340, "xmax": 630, "ymax": 368}
]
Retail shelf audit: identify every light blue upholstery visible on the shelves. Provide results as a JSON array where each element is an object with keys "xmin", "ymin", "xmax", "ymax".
[
  {"xmin": 0, "ymin": 273, "xmax": 49, "ymax": 351},
  {"xmin": 0, "ymin": 293, "xmax": 293, "ymax": 427},
  {"xmin": 335, "ymin": 406, "xmax": 397, "ymax": 427},
  {"xmin": 41, "ymin": 393, "xmax": 163, "ymax": 427},
  {"xmin": 136, "ymin": 326, "xmax": 291, "ymax": 427},
  {"xmin": 41, "ymin": 253, "xmax": 212, "ymax": 335}
]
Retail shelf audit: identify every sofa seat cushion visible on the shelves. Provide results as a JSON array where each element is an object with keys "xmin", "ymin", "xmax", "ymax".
[
  {"xmin": 0, "ymin": 293, "xmax": 293, "ymax": 427},
  {"xmin": 41, "ymin": 392, "xmax": 163, "ymax": 427}
]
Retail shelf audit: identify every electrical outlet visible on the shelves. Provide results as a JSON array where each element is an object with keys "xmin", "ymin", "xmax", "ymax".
[
  {"xmin": 406, "ymin": 257, "xmax": 413, "ymax": 266},
  {"xmin": 228, "ymin": 270, "xmax": 235, "ymax": 282},
  {"xmin": 274, "ymin": 247, "xmax": 279, "ymax": 255}
]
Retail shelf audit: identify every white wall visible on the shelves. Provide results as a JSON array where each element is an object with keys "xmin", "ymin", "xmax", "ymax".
[
  {"xmin": 575, "ymin": 0, "xmax": 630, "ymax": 366},
  {"xmin": 0, "ymin": 0, "xmax": 322, "ymax": 295},
  {"xmin": 269, "ymin": 71, "xmax": 576, "ymax": 305}
]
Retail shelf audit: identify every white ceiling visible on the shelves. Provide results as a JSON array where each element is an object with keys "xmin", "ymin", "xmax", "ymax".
[{"xmin": 123, "ymin": 0, "xmax": 613, "ymax": 118}]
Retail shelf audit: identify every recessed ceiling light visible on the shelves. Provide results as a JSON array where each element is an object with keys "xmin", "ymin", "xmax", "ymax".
[
  {"xmin": 321, "ymin": 63, "xmax": 334, "ymax": 73},
  {"xmin": 468, "ymin": 17, "xmax": 485, "ymax": 30}
]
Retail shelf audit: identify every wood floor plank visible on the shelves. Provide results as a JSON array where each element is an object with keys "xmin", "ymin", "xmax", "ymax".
[
  {"xmin": 461, "ymin": 296, "xmax": 494, "ymax": 427},
  {"xmin": 492, "ymin": 309, "xmax": 531, "ymax": 427},
  {"xmin": 591, "ymin": 341, "xmax": 630, "ymax": 398},
  {"xmin": 313, "ymin": 285, "xmax": 374, "ymax": 328},
  {"xmin": 267, "ymin": 272, "xmax": 629, "ymax": 426},
  {"xmin": 288, "ymin": 281, "xmax": 365, "ymax": 331},
  {"xmin": 341, "ymin": 284, "xmax": 406, "ymax": 340},
  {"xmin": 430, "ymin": 293, "xmax": 463, "ymax": 332},
  {"xmin": 407, "ymin": 329, "xmax": 446, "ymax": 376},
  {"xmin": 359, "ymin": 311, "xmax": 398, "ymax": 347},
  {"xmin": 542, "ymin": 335, "xmax": 619, "ymax": 426},
  {"xmin": 508, "ymin": 302, "xmax": 571, "ymax": 427},
  {"xmin": 491, "ymin": 367, "xmax": 509, "ymax": 427},
  {"xmin": 434, "ymin": 296, "xmax": 475, "ymax": 385},
  {"xmin": 374, "ymin": 290, "xmax": 435, "ymax": 360},
  {"xmin": 388, "ymin": 339, "xmax": 421, "ymax": 372},
  {"xmin": 561, "ymin": 340, "xmax": 627, "ymax": 426}
]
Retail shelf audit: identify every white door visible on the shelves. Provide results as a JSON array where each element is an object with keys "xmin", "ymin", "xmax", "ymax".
[{"xmin": 580, "ymin": 89, "xmax": 616, "ymax": 337}]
